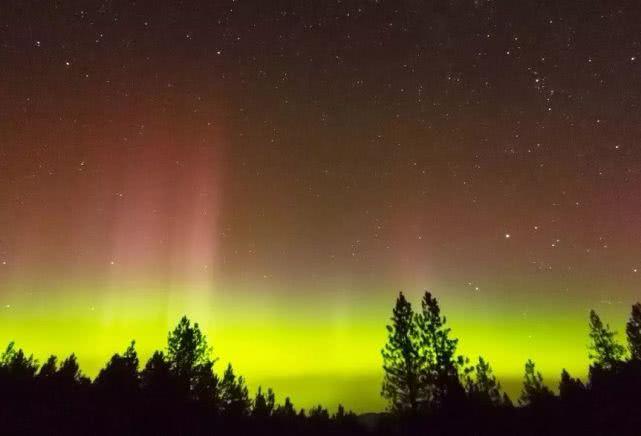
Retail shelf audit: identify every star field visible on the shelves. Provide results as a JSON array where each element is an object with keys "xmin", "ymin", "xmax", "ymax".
[{"xmin": 1, "ymin": 0, "xmax": 641, "ymax": 411}]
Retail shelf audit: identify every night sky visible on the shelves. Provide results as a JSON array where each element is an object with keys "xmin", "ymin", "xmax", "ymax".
[{"xmin": 1, "ymin": 0, "xmax": 641, "ymax": 412}]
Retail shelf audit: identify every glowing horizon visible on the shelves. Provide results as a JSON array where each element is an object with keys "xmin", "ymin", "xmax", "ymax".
[
  {"xmin": 3, "ymin": 0, "xmax": 641, "ymax": 414},
  {"xmin": 1, "ymin": 277, "xmax": 635, "ymax": 412}
]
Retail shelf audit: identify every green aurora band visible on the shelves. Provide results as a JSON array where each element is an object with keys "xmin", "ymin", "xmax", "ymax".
[{"xmin": 0, "ymin": 277, "xmax": 634, "ymax": 412}]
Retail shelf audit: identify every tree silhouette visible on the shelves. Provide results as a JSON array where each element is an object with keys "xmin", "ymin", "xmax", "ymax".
[
  {"xmin": 192, "ymin": 358, "xmax": 220, "ymax": 408},
  {"xmin": 626, "ymin": 303, "xmax": 641, "ymax": 361},
  {"xmin": 141, "ymin": 350, "xmax": 175, "ymax": 399},
  {"xmin": 37, "ymin": 355, "xmax": 57, "ymax": 379},
  {"xmin": 5, "ymin": 303, "xmax": 641, "ymax": 435},
  {"xmin": 501, "ymin": 392, "xmax": 513, "ymax": 408},
  {"xmin": 588, "ymin": 310, "xmax": 625, "ymax": 370},
  {"xmin": 57, "ymin": 354, "xmax": 88, "ymax": 385},
  {"xmin": 167, "ymin": 316, "xmax": 212, "ymax": 380},
  {"xmin": 415, "ymin": 291, "xmax": 466, "ymax": 409},
  {"xmin": 558, "ymin": 369, "xmax": 585, "ymax": 401},
  {"xmin": 273, "ymin": 396, "xmax": 297, "ymax": 420},
  {"xmin": 381, "ymin": 292, "xmax": 422, "ymax": 413},
  {"xmin": 519, "ymin": 359, "xmax": 553, "ymax": 406},
  {"xmin": 466, "ymin": 356, "xmax": 502, "ymax": 407},
  {"xmin": 0, "ymin": 342, "xmax": 38, "ymax": 380},
  {"xmin": 95, "ymin": 341, "xmax": 139, "ymax": 396},
  {"xmin": 220, "ymin": 363, "xmax": 251, "ymax": 417},
  {"xmin": 252, "ymin": 386, "xmax": 275, "ymax": 418},
  {"xmin": 308, "ymin": 404, "xmax": 330, "ymax": 424}
]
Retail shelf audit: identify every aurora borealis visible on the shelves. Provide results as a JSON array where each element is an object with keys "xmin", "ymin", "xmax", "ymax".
[{"xmin": 1, "ymin": 1, "xmax": 641, "ymax": 412}]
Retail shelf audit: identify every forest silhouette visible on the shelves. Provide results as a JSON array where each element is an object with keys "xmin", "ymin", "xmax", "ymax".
[{"xmin": 1, "ymin": 293, "xmax": 640, "ymax": 435}]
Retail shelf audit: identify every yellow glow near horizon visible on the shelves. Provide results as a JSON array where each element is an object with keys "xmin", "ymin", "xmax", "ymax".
[{"xmin": 0, "ymin": 280, "xmax": 632, "ymax": 412}]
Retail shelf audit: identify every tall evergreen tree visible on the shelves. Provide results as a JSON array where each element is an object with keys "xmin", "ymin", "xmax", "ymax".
[
  {"xmin": 220, "ymin": 363, "xmax": 251, "ymax": 416},
  {"xmin": 519, "ymin": 359, "xmax": 553, "ymax": 406},
  {"xmin": 415, "ymin": 291, "xmax": 466, "ymax": 408},
  {"xmin": 192, "ymin": 359, "xmax": 220, "ymax": 408},
  {"xmin": 252, "ymin": 386, "xmax": 275, "ymax": 418},
  {"xmin": 558, "ymin": 369, "xmax": 585, "ymax": 401},
  {"xmin": 167, "ymin": 316, "xmax": 212, "ymax": 381},
  {"xmin": 273, "ymin": 397, "xmax": 297, "ymax": 420},
  {"xmin": 95, "ymin": 341, "xmax": 139, "ymax": 395},
  {"xmin": 37, "ymin": 355, "xmax": 58, "ymax": 379},
  {"xmin": 57, "ymin": 354, "xmax": 87, "ymax": 384},
  {"xmin": 141, "ymin": 350, "xmax": 178, "ymax": 402},
  {"xmin": 165, "ymin": 315, "xmax": 221, "ymax": 406},
  {"xmin": 588, "ymin": 310, "xmax": 625, "ymax": 369},
  {"xmin": 466, "ymin": 356, "xmax": 502, "ymax": 406},
  {"xmin": 626, "ymin": 303, "xmax": 641, "ymax": 361},
  {"xmin": 0, "ymin": 342, "xmax": 38, "ymax": 380},
  {"xmin": 381, "ymin": 292, "xmax": 422, "ymax": 413}
]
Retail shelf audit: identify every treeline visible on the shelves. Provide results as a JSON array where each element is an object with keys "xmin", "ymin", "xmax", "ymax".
[
  {"xmin": 1, "ymin": 295, "xmax": 641, "ymax": 435},
  {"xmin": 0, "ymin": 316, "xmax": 363, "ymax": 435},
  {"xmin": 379, "ymin": 292, "xmax": 641, "ymax": 435}
]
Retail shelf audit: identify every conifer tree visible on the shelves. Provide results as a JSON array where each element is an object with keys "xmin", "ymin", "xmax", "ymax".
[
  {"xmin": 519, "ymin": 359, "xmax": 553, "ymax": 406},
  {"xmin": 466, "ymin": 356, "xmax": 502, "ymax": 406},
  {"xmin": 626, "ymin": 303, "xmax": 641, "ymax": 361},
  {"xmin": 252, "ymin": 386, "xmax": 275, "ymax": 417},
  {"xmin": 167, "ymin": 316, "xmax": 211, "ymax": 381},
  {"xmin": 220, "ymin": 363, "xmax": 251, "ymax": 416},
  {"xmin": 381, "ymin": 292, "xmax": 422, "ymax": 413},
  {"xmin": 95, "ymin": 341, "xmax": 139, "ymax": 395},
  {"xmin": 588, "ymin": 310, "xmax": 625, "ymax": 369},
  {"xmin": 558, "ymin": 369, "xmax": 585, "ymax": 401},
  {"xmin": 58, "ymin": 354, "xmax": 87, "ymax": 384},
  {"xmin": 37, "ymin": 355, "xmax": 58, "ymax": 379},
  {"xmin": 273, "ymin": 397, "xmax": 297, "ymax": 420},
  {"xmin": 415, "ymin": 291, "xmax": 466, "ymax": 408},
  {"xmin": 192, "ymin": 359, "xmax": 220, "ymax": 407},
  {"xmin": 140, "ymin": 351, "xmax": 175, "ymax": 398},
  {"xmin": 308, "ymin": 404, "xmax": 330, "ymax": 423},
  {"xmin": 0, "ymin": 342, "xmax": 38, "ymax": 379}
]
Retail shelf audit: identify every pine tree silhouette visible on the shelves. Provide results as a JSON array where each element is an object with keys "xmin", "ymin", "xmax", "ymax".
[
  {"xmin": 466, "ymin": 356, "xmax": 502, "ymax": 407},
  {"xmin": 140, "ymin": 350, "xmax": 175, "ymax": 400},
  {"xmin": 381, "ymin": 292, "xmax": 422, "ymax": 413},
  {"xmin": 95, "ymin": 341, "xmax": 140, "ymax": 396},
  {"xmin": 252, "ymin": 386, "xmax": 275, "ymax": 418},
  {"xmin": 415, "ymin": 291, "xmax": 466, "ymax": 410},
  {"xmin": 192, "ymin": 358, "xmax": 220, "ymax": 408},
  {"xmin": 558, "ymin": 368, "xmax": 585, "ymax": 401},
  {"xmin": 220, "ymin": 363, "xmax": 251, "ymax": 417},
  {"xmin": 167, "ymin": 316, "xmax": 212, "ymax": 382},
  {"xmin": 626, "ymin": 303, "xmax": 641, "ymax": 361},
  {"xmin": 273, "ymin": 396, "xmax": 297, "ymax": 421},
  {"xmin": 519, "ymin": 359, "xmax": 553, "ymax": 406},
  {"xmin": 37, "ymin": 355, "xmax": 57, "ymax": 379},
  {"xmin": 588, "ymin": 310, "xmax": 625, "ymax": 370},
  {"xmin": 0, "ymin": 342, "xmax": 38, "ymax": 380}
]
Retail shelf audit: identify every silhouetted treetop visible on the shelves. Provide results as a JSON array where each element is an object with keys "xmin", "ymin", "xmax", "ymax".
[
  {"xmin": 519, "ymin": 359, "xmax": 553, "ymax": 406},
  {"xmin": 167, "ymin": 316, "xmax": 212, "ymax": 378},
  {"xmin": 273, "ymin": 396, "xmax": 297, "ymax": 419},
  {"xmin": 220, "ymin": 363, "xmax": 251, "ymax": 416},
  {"xmin": 558, "ymin": 369, "xmax": 585, "ymax": 401},
  {"xmin": 588, "ymin": 310, "xmax": 625, "ymax": 370},
  {"xmin": 416, "ymin": 291, "xmax": 467, "ymax": 408},
  {"xmin": 466, "ymin": 356, "xmax": 502, "ymax": 407},
  {"xmin": 38, "ymin": 355, "xmax": 58, "ymax": 379},
  {"xmin": 381, "ymin": 292, "xmax": 422, "ymax": 413},
  {"xmin": 95, "ymin": 341, "xmax": 139, "ymax": 394},
  {"xmin": 0, "ymin": 342, "xmax": 38, "ymax": 380},
  {"xmin": 627, "ymin": 303, "xmax": 641, "ymax": 361},
  {"xmin": 252, "ymin": 386, "xmax": 276, "ymax": 418}
]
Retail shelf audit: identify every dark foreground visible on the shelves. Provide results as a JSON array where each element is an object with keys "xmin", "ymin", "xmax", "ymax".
[
  {"xmin": 2, "ymin": 362, "xmax": 641, "ymax": 436},
  {"xmin": 2, "ymin": 297, "xmax": 641, "ymax": 435}
]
